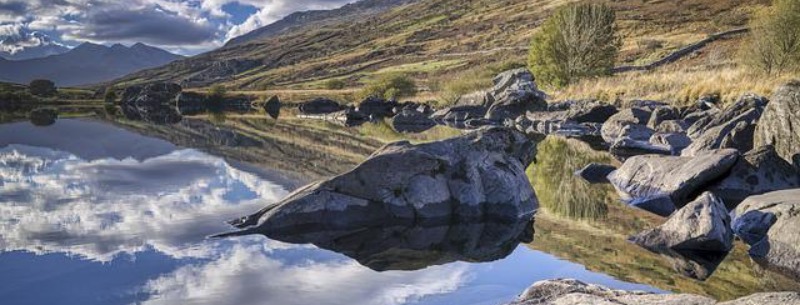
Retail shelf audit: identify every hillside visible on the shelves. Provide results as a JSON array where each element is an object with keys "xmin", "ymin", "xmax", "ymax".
[
  {"xmin": 113, "ymin": 0, "xmax": 771, "ymax": 103},
  {"xmin": 0, "ymin": 42, "xmax": 183, "ymax": 87}
]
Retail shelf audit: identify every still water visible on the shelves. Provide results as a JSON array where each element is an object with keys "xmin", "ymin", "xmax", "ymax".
[{"xmin": 0, "ymin": 116, "xmax": 800, "ymax": 305}]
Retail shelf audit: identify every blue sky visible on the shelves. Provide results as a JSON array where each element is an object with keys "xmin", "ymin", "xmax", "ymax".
[{"xmin": 0, "ymin": 0, "xmax": 355, "ymax": 55}]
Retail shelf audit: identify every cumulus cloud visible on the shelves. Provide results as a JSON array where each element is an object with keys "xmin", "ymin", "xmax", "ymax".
[
  {"xmin": 0, "ymin": 145, "xmax": 290, "ymax": 261},
  {"xmin": 141, "ymin": 243, "xmax": 471, "ymax": 305},
  {"xmin": 0, "ymin": 0, "xmax": 359, "ymax": 54}
]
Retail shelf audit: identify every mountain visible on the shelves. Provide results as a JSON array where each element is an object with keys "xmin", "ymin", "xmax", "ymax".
[
  {"xmin": 114, "ymin": 0, "xmax": 768, "ymax": 91},
  {"xmin": 0, "ymin": 31, "xmax": 70, "ymax": 61},
  {"xmin": 226, "ymin": 0, "xmax": 418, "ymax": 47},
  {"xmin": 0, "ymin": 42, "xmax": 183, "ymax": 86}
]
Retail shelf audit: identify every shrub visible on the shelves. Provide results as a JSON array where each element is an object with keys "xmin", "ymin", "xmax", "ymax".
[
  {"xmin": 207, "ymin": 84, "xmax": 227, "ymax": 99},
  {"xmin": 360, "ymin": 74, "xmax": 417, "ymax": 100},
  {"xmin": 29, "ymin": 79, "xmax": 57, "ymax": 97},
  {"xmin": 741, "ymin": 0, "xmax": 800, "ymax": 75},
  {"xmin": 528, "ymin": 3, "xmax": 621, "ymax": 88},
  {"xmin": 323, "ymin": 78, "xmax": 347, "ymax": 90}
]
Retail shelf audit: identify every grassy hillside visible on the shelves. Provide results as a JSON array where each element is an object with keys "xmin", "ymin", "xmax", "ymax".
[{"xmin": 113, "ymin": 0, "xmax": 773, "ymax": 105}]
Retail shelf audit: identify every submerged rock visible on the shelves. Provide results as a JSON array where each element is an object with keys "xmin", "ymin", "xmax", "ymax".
[
  {"xmin": 298, "ymin": 98, "xmax": 344, "ymax": 114},
  {"xmin": 391, "ymin": 108, "xmax": 436, "ymax": 133},
  {"xmin": 264, "ymin": 95, "xmax": 280, "ymax": 119},
  {"xmin": 608, "ymin": 149, "xmax": 739, "ymax": 216},
  {"xmin": 733, "ymin": 189, "xmax": 800, "ymax": 280},
  {"xmin": 632, "ymin": 192, "xmax": 733, "ymax": 253},
  {"xmin": 506, "ymin": 279, "xmax": 799, "ymax": 305},
  {"xmin": 755, "ymin": 81, "xmax": 800, "ymax": 167},
  {"xmin": 432, "ymin": 105, "xmax": 487, "ymax": 122},
  {"xmin": 218, "ymin": 127, "xmax": 539, "ymax": 246}
]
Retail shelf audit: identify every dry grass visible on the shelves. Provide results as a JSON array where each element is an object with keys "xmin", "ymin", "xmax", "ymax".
[{"xmin": 553, "ymin": 64, "xmax": 794, "ymax": 106}]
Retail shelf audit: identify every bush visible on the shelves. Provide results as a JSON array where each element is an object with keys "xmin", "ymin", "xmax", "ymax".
[
  {"xmin": 528, "ymin": 3, "xmax": 621, "ymax": 88},
  {"xmin": 207, "ymin": 84, "xmax": 227, "ymax": 99},
  {"xmin": 360, "ymin": 74, "xmax": 417, "ymax": 100},
  {"xmin": 104, "ymin": 87, "xmax": 117, "ymax": 103},
  {"xmin": 29, "ymin": 79, "xmax": 57, "ymax": 97},
  {"xmin": 741, "ymin": 0, "xmax": 800, "ymax": 75},
  {"xmin": 323, "ymin": 78, "xmax": 347, "ymax": 90}
]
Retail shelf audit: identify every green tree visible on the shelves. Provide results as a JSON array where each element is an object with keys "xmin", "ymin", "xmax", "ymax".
[
  {"xmin": 104, "ymin": 87, "xmax": 117, "ymax": 103},
  {"xmin": 29, "ymin": 79, "xmax": 57, "ymax": 97},
  {"xmin": 741, "ymin": 0, "xmax": 800, "ymax": 75},
  {"xmin": 528, "ymin": 3, "xmax": 621, "ymax": 88},
  {"xmin": 360, "ymin": 74, "xmax": 417, "ymax": 100}
]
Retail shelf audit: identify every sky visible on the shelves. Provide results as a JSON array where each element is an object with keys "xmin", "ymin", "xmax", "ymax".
[{"xmin": 0, "ymin": 0, "xmax": 356, "ymax": 55}]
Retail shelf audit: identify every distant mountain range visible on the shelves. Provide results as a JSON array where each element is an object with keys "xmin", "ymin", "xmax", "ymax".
[
  {"xmin": 0, "ymin": 31, "xmax": 70, "ymax": 61},
  {"xmin": 226, "ymin": 0, "xmax": 417, "ymax": 46},
  {"xmin": 0, "ymin": 42, "xmax": 183, "ymax": 87}
]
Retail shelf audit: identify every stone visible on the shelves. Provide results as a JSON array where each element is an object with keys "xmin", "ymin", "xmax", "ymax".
[
  {"xmin": 755, "ymin": 81, "xmax": 800, "ymax": 167},
  {"xmin": 682, "ymin": 108, "xmax": 761, "ymax": 157},
  {"xmin": 456, "ymin": 90, "xmax": 494, "ymax": 108},
  {"xmin": 574, "ymin": 163, "xmax": 617, "ymax": 184},
  {"xmin": 648, "ymin": 106, "xmax": 680, "ymax": 129},
  {"xmin": 431, "ymin": 105, "xmax": 487, "ymax": 122},
  {"xmin": 632, "ymin": 192, "xmax": 733, "ymax": 252},
  {"xmin": 684, "ymin": 108, "xmax": 720, "ymax": 127},
  {"xmin": 709, "ymin": 146, "xmax": 800, "ymax": 209},
  {"xmin": 656, "ymin": 120, "xmax": 689, "ymax": 134},
  {"xmin": 608, "ymin": 149, "xmax": 739, "ymax": 216},
  {"xmin": 119, "ymin": 83, "xmax": 183, "ymax": 124},
  {"xmin": 484, "ymin": 68, "xmax": 548, "ymax": 121},
  {"xmin": 601, "ymin": 108, "xmax": 652, "ymax": 143},
  {"xmin": 28, "ymin": 108, "xmax": 58, "ymax": 126},
  {"xmin": 218, "ymin": 127, "xmax": 539, "ymax": 243},
  {"xmin": 564, "ymin": 100, "xmax": 619, "ymax": 123},
  {"xmin": 298, "ymin": 98, "xmax": 344, "ymax": 114},
  {"xmin": 687, "ymin": 93, "xmax": 767, "ymax": 139},
  {"xmin": 264, "ymin": 95, "xmax": 281, "ymax": 119},
  {"xmin": 506, "ymin": 279, "xmax": 800, "ymax": 305},
  {"xmin": 357, "ymin": 97, "xmax": 398, "ymax": 118},
  {"xmin": 391, "ymin": 109, "xmax": 436, "ymax": 133},
  {"xmin": 733, "ymin": 189, "xmax": 800, "ymax": 279},
  {"xmin": 650, "ymin": 132, "xmax": 692, "ymax": 154},
  {"xmin": 610, "ymin": 138, "xmax": 672, "ymax": 160}
]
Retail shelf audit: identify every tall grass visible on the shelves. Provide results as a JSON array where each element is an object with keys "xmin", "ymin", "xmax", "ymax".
[{"xmin": 527, "ymin": 136, "xmax": 617, "ymax": 221}]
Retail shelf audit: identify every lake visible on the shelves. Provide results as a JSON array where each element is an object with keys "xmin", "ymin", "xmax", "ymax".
[{"xmin": 0, "ymin": 111, "xmax": 797, "ymax": 305}]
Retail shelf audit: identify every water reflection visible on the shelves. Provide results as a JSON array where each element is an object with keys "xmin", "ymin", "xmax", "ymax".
[{"xmin": 0, "ymin": 119, "xmax": 666, "ymax": 305}]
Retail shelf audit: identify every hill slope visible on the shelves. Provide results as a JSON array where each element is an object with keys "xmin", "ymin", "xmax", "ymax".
[
  {"xmin": 114, "ymin": 0, "xmax": 769, "ymax": 94},
  {"xmin": 0, "ymin": 43, "xmax": 183, "ymax": 87}
]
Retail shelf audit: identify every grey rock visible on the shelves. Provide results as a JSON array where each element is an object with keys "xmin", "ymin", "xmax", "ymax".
[
  {"xmin": 610, "ymin": 137, "xmax": 672, "ymax": 159},
  {"xmin": 391, "ymin": 109, "xmax": 436, "ymax": 133},
  {"xmin": 298, "ymin": 98, "xmax": 344, "ymax": 114},
  {"xmin": 687, "ymin": 93, "xmax": 767, "ymax": 139},
  {"xmin": 632, "ymin": 192, "xmax": 733, "ymax": 252},
  {"xmin": 564, "ymin": 100, "xmax": 619, "ymax": 123},
  {"xmin": 456, "ymin": 90, "xmax": 494, "ymax": 108},
  {"xmin": 650, "ymin": 132, "xmax": 692, "ymax": 154},
  {"xmin": 574, "ymin": 163, "xmax": 617, "ymax": 184},
  {"xmin": 357, "ymin": 97, "xmax": 398, "ymax": 118},
  {"xmin": 629, "ymin": 100, "xmax": 669, "ymax": 111},
  {"xmin": 219, "ymin": 127, "xmax": 539, "ymax": 243},
  {"xmin": 755, "ymin": 81, "xmax": 800, "ymax": 167},
  {"xmin": 485, "ymin": 69, "xmax": 548, "ymax": 121},
  {"xmin": 608, "ymin": 149, "xmax": 739, "ymax": 215},
  {"xmin": 710, "ymin": 146, "xmax": 800, "ymax": 209},
  {"xmin": 648, "ymin": 106, "xmax": 680, "ymax": 129},
  {"xmin": 432, "ymin": 105, "xmax": 487, "ymax": 122},
  {"xmin": 601, "ymin": 108, "xmax": 652, "ymax": 143},
  {"xmin": 507, "ymin": 279, "xmax": 800, "ymax": 305},
  {"xmin": 684, "ymin": 108, "xmax": 720, "ymax": 127},
  {"xmin": 682, "ymin": 108, "xmax": 761, "ymax": 157},
  {"xmin": 264, "ymin": 95, "xmax": 280, "ymax": 119},
  {"xmin": 733, "ymin": 189, "xmax": 800, "ymax": 280},
  {"xmin": 121, "ymin": 82, "xmax": 182, "ymax": 105},
  {"xmin": 656, "ymin": 120, "xmax": 690, "ymax": 134}
]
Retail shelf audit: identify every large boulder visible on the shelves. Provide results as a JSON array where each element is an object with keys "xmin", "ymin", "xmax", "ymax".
[
  {"xmin": 120, "ymin": 82, "xmax": 182, "ymax": 105},
  {"xmin": 391, "ymin": 108, "xmax": 436, "ymax": 133},
  {"xmin": 218, "ymin": 127, "xmax": 539, "ymax": 243},
  {"xmin": 601, "ymin": 108, "xmax": 652, "ymax": 143},
  {"xmin": 631, "ymin": 192, "xmax": 733, "ymax": 253},
  {"xmin": 647, "ymin": 106, "xmax": 680, "ymax": 129},
  {"xmin": 682, "ymin": 108, "xmax": 761, "ymax": 156},
  {"xmin": 709, "ymin": 146, "xmax": 800, "ymax": 209},
  {"xmin": 755, "ymin": 81, "xmax": 800, "ymax": 167},
  {"xmin": 264, "ymin": 95, "xmax": 280, "ymax": 119},
  {"xmin": 687, "ymin": 93, "xmax": 767, "ymax": 139},
  {"xmin": 357, "ymin": 97, "xmax": 398, "ymax": 118},
  {"xmin": 298, "ymin": 98, "xmax": 344, "ymax": 114},
  {"xmin": 608, "ymin": 149, "xmax": 739, "ymax": 216},
  {"xmin": 574, "ymin": 163, "xmax": 617, "ymax": 184},
  {"xmin": 506, "ymin": 279, "xmax": 799, "ymax": 305},
  {"xmin": 564, "ymin": 100, "xmax": 619, "ymax": 123},
  {"xmin": 484, "ymin": 69, "xmax": 547, "ymax": 121},
  {"xmin": 650, "ymin": 132, "xmax": 691, "ymax": 154},
  {"xmin": 432, "ymin": 105, "xmax": 487, "ymax": 122},
  {"xmin": 732, "ymin": 189, "xmax": 800, "ymax": 279}
]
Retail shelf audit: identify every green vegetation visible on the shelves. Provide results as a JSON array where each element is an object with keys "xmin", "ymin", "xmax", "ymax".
[
  {"xmin": 323, "ymin": 78, "xmax": 347, "ymax": 90},
  {"xmin": 29, "ymin": 79, "xmax": 57, "ymax": 97},
  {"xmin": 527, "ymin": 136, "xmax": 617, "ymax": 221},
  {"xmin": 528, "ymin": 3, "xmax": 621, "ymax": 88},
  {"xmin": 741, "ymin": 0, "xmax": 800, "ymax": 75},
  {"xmin": 207, "ymin": 84, "xmax": 228, "ymax": 100},
  {"xmin": 431, "ymin": 59, "xmax": 526, "ymax": 105},
  {"xmin": 104, "ymin": 87, "xmax": 118, "ymax": 103},
  {"xmin": 359, "ymin": 73, "xmax": 417, "ymax": 100}
]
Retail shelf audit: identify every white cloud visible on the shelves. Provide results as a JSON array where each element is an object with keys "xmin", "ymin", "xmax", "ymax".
[
  {"xmin": 141, "ymin": 243, "xmax": 471, "ymax": 305},
  {"xmin": 0, "ymin": 144, "xmax": 290, "ymax": 261}
]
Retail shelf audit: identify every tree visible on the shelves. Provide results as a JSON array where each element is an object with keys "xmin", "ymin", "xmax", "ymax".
[
  {"xmin": 741, "ymin": 0, "xmax": 800, "ymax": 75},
  {"xmin": 528, "ymin": 3, "xmax": 621, "ymax": 88},
  {"xmin": 29, "ymin": 79, "xmax": 57, "ymax": 97},
  {"xmin": 104, "ymin": 87, "xmax": 117, "ymax": 103},
  {"xmin": 360, "ymin": 74, "xmax": 417, "ymax": 100}
]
